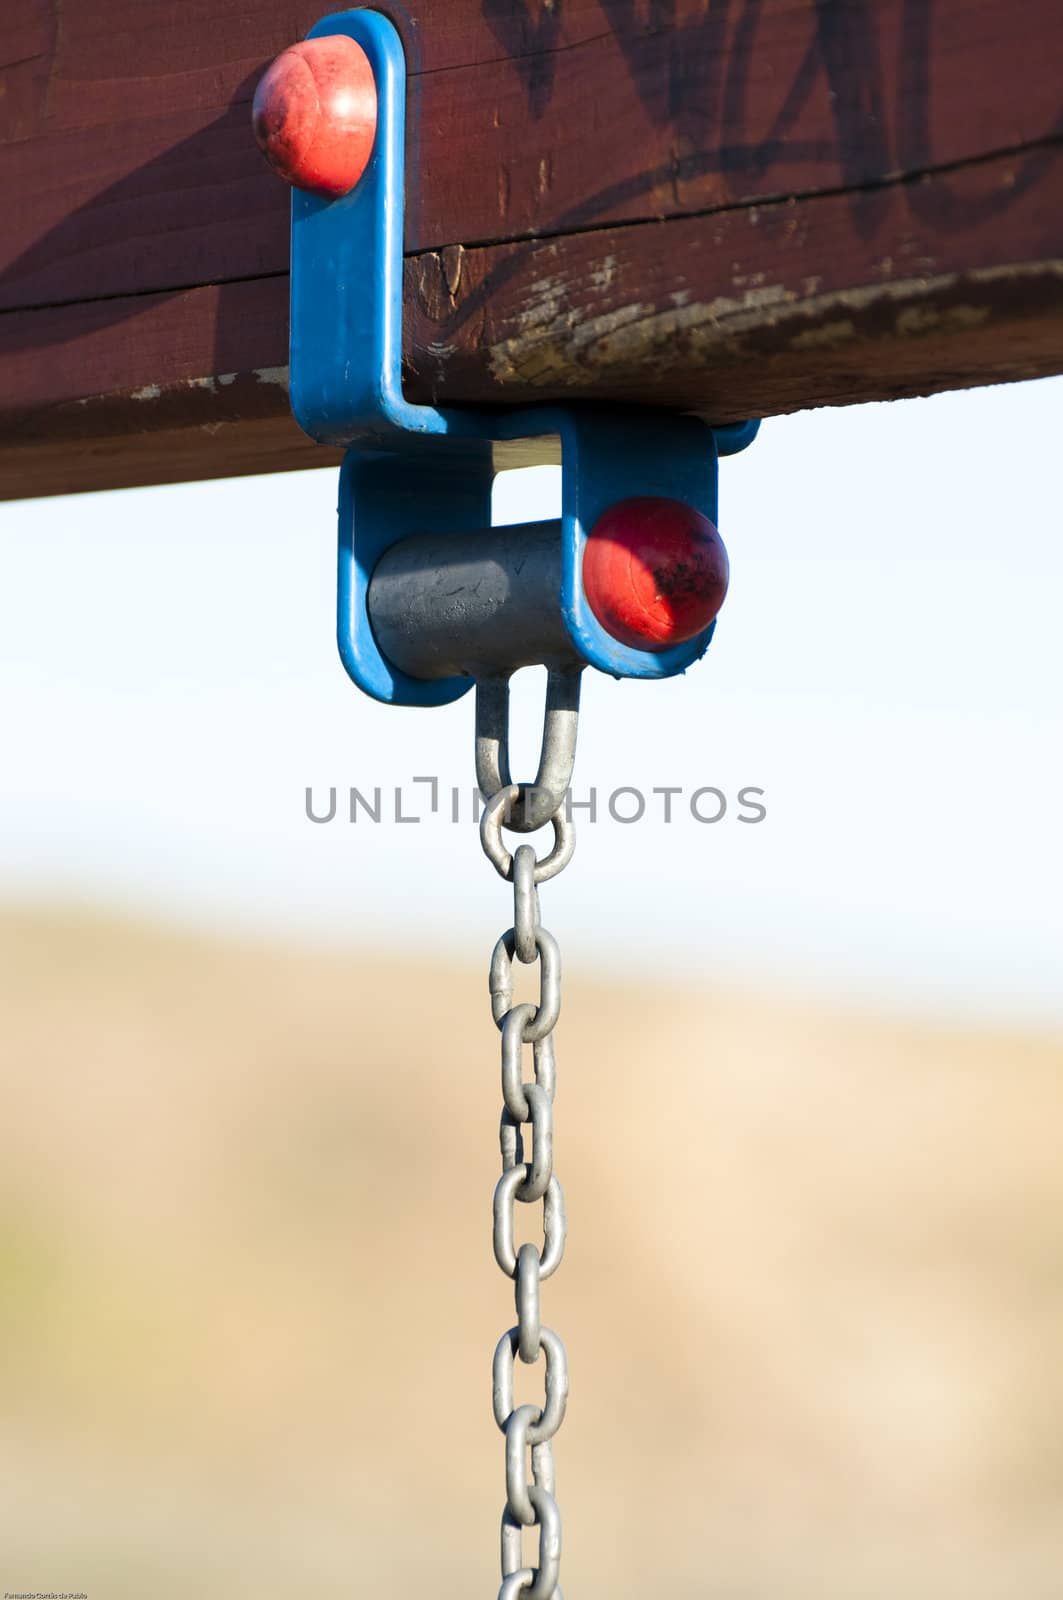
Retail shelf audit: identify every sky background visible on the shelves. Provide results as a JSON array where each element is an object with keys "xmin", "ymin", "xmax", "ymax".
[{"xmin": 1, "ymin": 376, "xmax": 1060, "ymax": 1024}]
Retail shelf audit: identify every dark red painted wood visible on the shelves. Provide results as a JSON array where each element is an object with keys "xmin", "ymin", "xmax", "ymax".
[
  {"xmin": 1, "ymin": 0, "xmax": 1062, "ymax": 496},
  {"xmin": 3, "ymin": 0, "xmax": 1061, "ymax": 312}
]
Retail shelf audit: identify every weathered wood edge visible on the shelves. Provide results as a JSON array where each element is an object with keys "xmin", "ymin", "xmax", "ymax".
[{"xmin": 4, "ymin": 146, "xmax": 1063, "ymax": 500}]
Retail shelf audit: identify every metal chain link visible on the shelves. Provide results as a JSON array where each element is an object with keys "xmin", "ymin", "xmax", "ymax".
[{"xmin": 477, "ymin": 673, "xmax": 580, "ymax": 1600}]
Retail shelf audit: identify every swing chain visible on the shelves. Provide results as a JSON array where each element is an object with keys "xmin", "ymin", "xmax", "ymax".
[{"xmin": 480, "ymin": 677, "xmax": 577, "ymax": 1600}]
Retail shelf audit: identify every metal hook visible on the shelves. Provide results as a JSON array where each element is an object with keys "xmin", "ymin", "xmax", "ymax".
[{"xmin": 475, "ymin": 667, "xmax": 583, "ymax": 833}]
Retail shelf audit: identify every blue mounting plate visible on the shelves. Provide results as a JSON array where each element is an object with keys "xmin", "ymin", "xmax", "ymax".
[{"xmin": 291, "ymin": 8, "xmax": 758, "ymax": 705}]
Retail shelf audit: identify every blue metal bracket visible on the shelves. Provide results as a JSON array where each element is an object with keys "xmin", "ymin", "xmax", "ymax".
[{"xmin": 289, "ymin": 7, "xmax": 758, "ymax": 705}]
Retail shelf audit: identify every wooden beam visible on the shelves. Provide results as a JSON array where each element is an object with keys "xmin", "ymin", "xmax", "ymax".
[{"xmin": 3, "ymin": 0, "xmax": 1063, "ymax": 498}]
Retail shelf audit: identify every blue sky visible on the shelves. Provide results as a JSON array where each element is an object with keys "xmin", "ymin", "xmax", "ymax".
[{"xmin": 1, "ymin": 377, "xmax": 1060, "ymax": 1024}]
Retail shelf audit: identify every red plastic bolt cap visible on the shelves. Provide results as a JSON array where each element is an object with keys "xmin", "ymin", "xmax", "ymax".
[
  {"xmin": 582, "ymin": 496, "xmax": 730, "ymax": 652},
  {"xmin": 252, "ymin": 35, "xmax": 378, "ymax": 199}
]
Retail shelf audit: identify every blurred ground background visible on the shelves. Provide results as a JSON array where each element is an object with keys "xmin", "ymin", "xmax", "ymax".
[
  {"xmin": 2, "ymin": 906, "xmax": 1062, "ymax": 1597},
  {"xmin": 2, "ymin": 381, "xmax": 1062, "ymax": 1594}
]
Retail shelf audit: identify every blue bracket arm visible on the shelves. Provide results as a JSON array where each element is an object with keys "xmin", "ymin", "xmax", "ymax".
[{"xmin": 290, "ymin": 8, "xmax": 759, "ymax": 705}]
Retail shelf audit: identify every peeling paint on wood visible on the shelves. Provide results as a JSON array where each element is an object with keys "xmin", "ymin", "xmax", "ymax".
[{"xmin": 3, "ymin": 0, "xmax": 1063, "ymax": 496}]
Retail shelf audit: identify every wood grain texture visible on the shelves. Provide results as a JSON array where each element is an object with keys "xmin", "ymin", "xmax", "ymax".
[{"xmin": 2, "ymin": 0, "xmax": 1063, "ymax": 497}]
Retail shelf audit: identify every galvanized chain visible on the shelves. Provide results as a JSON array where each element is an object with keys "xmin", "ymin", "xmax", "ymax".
[{"xmin": 477, "ymin": 669, "xmax": 581, "ymax": 1600}]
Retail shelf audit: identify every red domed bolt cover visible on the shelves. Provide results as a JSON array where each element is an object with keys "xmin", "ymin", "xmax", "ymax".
[
  {"xmin": 252, "ymin": 35, "xmax": 378, "ymax": 199},
  {"xmin": 582, "ymin": 496, "xmax": 730, "ymax": 651}
]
